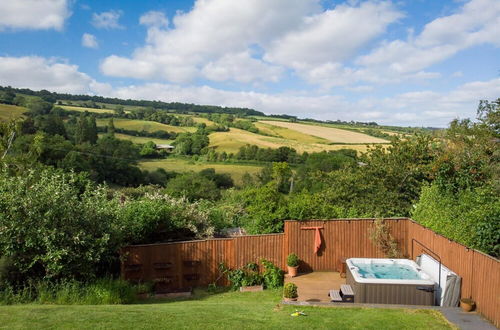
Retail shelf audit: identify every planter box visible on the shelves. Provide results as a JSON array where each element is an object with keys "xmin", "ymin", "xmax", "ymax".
[{"xmin": 240, "ymin": 285, "xmax": 264, "ymax": 292}]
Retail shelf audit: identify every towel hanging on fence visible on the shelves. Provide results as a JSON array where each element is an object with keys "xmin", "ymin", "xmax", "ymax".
[{"xmin": 300, "ymin": 226, "xmax": 323, "ymax": 254}]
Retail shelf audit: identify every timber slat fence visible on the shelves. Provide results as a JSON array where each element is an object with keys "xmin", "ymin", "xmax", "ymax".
[{"xmin": 121, "ymin": 218, "xmax": 499, "ymax": 327}]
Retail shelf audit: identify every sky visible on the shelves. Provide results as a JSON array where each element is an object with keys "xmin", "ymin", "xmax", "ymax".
[{"xmin": 0, "ymin": 0, "xmax": 499, "ymax": 127}]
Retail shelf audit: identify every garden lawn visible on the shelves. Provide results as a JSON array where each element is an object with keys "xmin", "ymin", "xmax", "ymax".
[{"xmin": 0, "ymin": 289, "xmax": 454, "ymax": 330}]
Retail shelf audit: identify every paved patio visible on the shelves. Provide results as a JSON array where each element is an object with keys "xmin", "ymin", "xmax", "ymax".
[
  {"xmin": 283, "ymin": 271, "xmax": 497, "ymax": 330},
  {"xmin": 285, "ymin": 271, "xmax": 345, "ymax": 303}
]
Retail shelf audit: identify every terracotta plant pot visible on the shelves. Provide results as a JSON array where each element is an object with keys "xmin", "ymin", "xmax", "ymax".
[
  {"xmin": 460, "ymin": 298, "xmax": 475, "ymax": 312},
  {"xmin": 287, "ymin": 265, "xmax": 299, "ymax": 277}
]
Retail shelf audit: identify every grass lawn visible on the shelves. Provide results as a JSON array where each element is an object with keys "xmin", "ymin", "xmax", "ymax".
[
  {"xmin": 140, "ymin": 158, "xmax": 264, "ymax": 186},
  {"xmin": 0, "ymin": 289, "xmax": 454, "ymax": 330},
  {"xmin": 0, "ymin": 104, "xmax": 26, "ymax": 121}
]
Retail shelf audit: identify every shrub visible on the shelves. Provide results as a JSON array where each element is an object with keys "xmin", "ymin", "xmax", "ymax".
[
  {"xmin": 0, "ymin": 278, "xmax": 136, "ymax": 305},
  {"xmin": 369, "ymin": 219, "xmax": 402, "ymax": 258},
  {"xmin": 287, "ymin": 253, "xmax": 299, "ymax": 267},
  {"xmin": 283, "ymin": 283, "xmax": 298, "ymax": 299},
  {"xmin": 261, "ymin": 259, "xmax": 284, "ymax": 289}
]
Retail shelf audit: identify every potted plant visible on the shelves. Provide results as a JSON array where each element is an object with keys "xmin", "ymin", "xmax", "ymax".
[
  {"xmin": 287, "ymin": 253, "xmax": 299, "ymax": 277},
  {"xmin": 283, "ymin": 282, "xmax": 298, "ymax": 302},
  {"xmin": 460, "ymin": 298, "xmax": 475, "ymax": 312}
]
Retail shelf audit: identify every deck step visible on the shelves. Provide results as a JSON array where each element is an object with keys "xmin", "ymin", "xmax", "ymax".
[
  {"xmin": 329, "ymin": 289, "xmax": 343, "ymax": 302},
  {"xmin": 340, "ymin": 284, "xmax": 354, "ymax": 303}
]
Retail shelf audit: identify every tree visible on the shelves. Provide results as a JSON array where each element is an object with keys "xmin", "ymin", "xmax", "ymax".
[
  {"xmin": 107, "ymin": 118, "xmax": 115, "ymax": 137},
  {"xmin": 164, "ymin": 172, "xmax": 220, "ymax": 201}
]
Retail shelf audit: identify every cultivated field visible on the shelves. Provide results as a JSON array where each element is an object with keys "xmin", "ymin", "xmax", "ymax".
[
  {"xmin": 259, "ymin": 120, "xmax": 389, "ymax": 144},
  {"xmin": 0, "ymin": 104, "xmax": 26, "ymax": 121},
  {"xmin": 140, "ymin": 158, "xmax": 263, "ymax": 186},
  {"xmin": 96, "ymin": 118, "xmax": 197, "ymax": 134},
  {"xmin": 209, "ymin": 128, "xmax": 372, "ymax": 154},
  {"xmin": 60, "ymin": 105, "xmax": 118, "ymax": 114},
  {"xmin": 254, "ymin": 122, "xmax": 329, "ymax": 144},
  {"xmin": 98, "ymin": 133, "xmax": 173, "ymax": 145}
]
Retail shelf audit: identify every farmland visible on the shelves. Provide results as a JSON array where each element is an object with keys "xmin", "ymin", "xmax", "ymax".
[
  {"xmin": 0, "ymin": 104, "xmax": 26, "ymax": 120},
  {"xmin": 259, "ymin": 120, "xmax": 389, "ymax": 144},
  {"xmin": 60, "ymin": 105, "xmax": 118, "ymax": 114},
  {"xmin": 96, "ymin": 118, "xmax": 197, "ymax": 134},
  {"xmin": 140, "ymin": 158, "xmax": 264, "ymax": 185},
  {"xmin": 98, "ymin": 133, "xmax": 173, "ymax": 145},
  {"xmin": 209, "ymin": 128, "xmax": 373, "ymax": 154}
]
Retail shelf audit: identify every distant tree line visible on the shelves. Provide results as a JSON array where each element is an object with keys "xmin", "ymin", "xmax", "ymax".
[{"xmin": 0, "ymin": 86, "xmax": 265, "ymax": 116}]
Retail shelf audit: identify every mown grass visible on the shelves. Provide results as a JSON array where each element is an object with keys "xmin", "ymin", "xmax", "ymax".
[
  {"xmin": 96, "ymin": 118, "xmax": 197, "ymax": 134},
  {"xmin": 209, "ymin": 128, "xmax": 371, "ymax": 154},
  {"xmin": 0, "ymin": 289, "xmax": 454, "ymax": 330},
  {"xmin": 98, "ymin": 133, "xmax": 174, "ymax": 145},
  {"xmin": 139, "ymin": 158, "xmax": 264, "ymax": 185},
  {"xmin": 0, "ymin": 104, "xmax": 26, "ymax": 121}
]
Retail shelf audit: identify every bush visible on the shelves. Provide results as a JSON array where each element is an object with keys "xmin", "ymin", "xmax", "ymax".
[
  {"xmin": 0, "ymin": 278, "xmax": 136, "ymax": 305},
  {"xmin": 283, "ymin": 283, "xmax": 298, "ymax": 299},
  {"xmin": 412, "ymin": 184, "xmax": 500, "ymax": 257},
  {"xmin": 287, "ymin": 253, "xmax": 299, "ymax": 267},
  {"xmin": 0, "ymin": 168, "xmax": 120, "ymax": 282},
  {"xmin": 261, "ymin": 259, "xmax": 284, "ymax": 289}
]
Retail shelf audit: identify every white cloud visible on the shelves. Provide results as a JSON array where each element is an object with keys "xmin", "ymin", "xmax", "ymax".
[
  {"xmin": 81, "ymin": 33, "xmax": 98, "ymax": 49},
  {"xmin": 101, "ymin": 0, "xmax": 320, "ymax": 83},
  {"xmin": 140, "ymin": 11, "xmax": 168, "ymax": 28},
  {"xmin": 0, "ymin": 56, "xmax": 109, "ymax": 94},
  {"xmin": 264, "ymin": 1, "xmax": 402, "ymax": 66},
  {"xmin": 91, "ymin": 10, "xmax": 124, "ymax": 29},
  {"xmin": 357, "ymin": 0, "xmax": 500, "ymax": 73},
  {"xmin": 202, "ymin": 52, "xmax": 283, "ymax": 83},
  {"xmin": 0, "ymin": 0, "xmax": 71, "ymax": 31}
]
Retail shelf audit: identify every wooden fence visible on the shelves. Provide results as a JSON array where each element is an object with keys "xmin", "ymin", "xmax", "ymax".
[{"xmin": 121, "ymin": 218, "xmax": 499, "ymax": 326}]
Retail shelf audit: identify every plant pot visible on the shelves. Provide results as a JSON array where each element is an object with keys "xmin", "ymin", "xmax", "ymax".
[
  {"xmin": 283, "ymin": 296, "xmax": 297, "ymax": 302},
  {"xmin": 287, "ymin": 265, "xmax": 299, "ymax": 277},
  {"xmin": 460, "ymin": 298, "xmax": 475, "ymax": 312}
]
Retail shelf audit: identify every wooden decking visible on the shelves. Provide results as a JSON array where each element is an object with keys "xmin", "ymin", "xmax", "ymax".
[{"xmin": 285, "ymin": 272, "xmax": 345, "ymax": 303}]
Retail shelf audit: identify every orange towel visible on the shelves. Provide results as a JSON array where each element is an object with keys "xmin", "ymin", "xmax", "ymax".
[{"xmin": 301, "ymin": 226, "xmax": 323, "ymax": 254}]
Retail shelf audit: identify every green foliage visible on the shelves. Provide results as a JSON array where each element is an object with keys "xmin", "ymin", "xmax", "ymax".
[
  {"xmin": 412, "ymin": 184, "xmax": 500, "ymax": 257},
  {"xmin": 0, "ymin": 278, "xmax": 136, "ymax": 305},
  {"xmin": 0, "ymin": 168, "xmax": 119, "ymax": 281},
  {"xmin": 261, "ymin": 259, "xmax": 284, "ymax": 289},
  {"xmin": 118, "ymin": 193, "xmax": 215, "ymax": 244},
  {"xmin": 225, "ymin": 262, "xmax": 263, "ymax": 290},
  {"xmin": 283, "ymin": 282, "xmax": 298, "ymax": 299},
  {"xmin": 164, "ymin": 172, "xmax": 220, "ymax": 201},
  {"xmin": 286, "ymin": 253, "xmax": 299, "ymax": 267}
]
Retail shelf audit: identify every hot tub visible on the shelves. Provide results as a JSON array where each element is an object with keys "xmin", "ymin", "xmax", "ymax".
[{"xmin": 346, "ymin": 258, "xmax": 435, "ymax": 305}]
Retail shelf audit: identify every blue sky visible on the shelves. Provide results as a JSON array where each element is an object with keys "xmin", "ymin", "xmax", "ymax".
[{"xmin": 0, "ymin": 0, "xmax": 499, "ymax": 127}]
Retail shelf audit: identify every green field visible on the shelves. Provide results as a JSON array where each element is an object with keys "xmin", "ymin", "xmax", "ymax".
[
  {"xmin": 60, "ymin": 105, "xmax": 119, "ymax": 114},
  {"xmin": 140, "ymin": 158, "xmax": 263, "ymax": 185},
  {"xmin": 209, "ymin": 128, "xmax": 372, "ymax": 154},
  {"xmin": 98, "ymin": 133, "xmax": 173, "ymax": 145},
  {"xmin": 0, "ymin": 104, "xmax": 26, "ymax": 121},
  {"xmin": 96, "ymin": 118, "xmax": 197, "ymax": 134},
  {"xmin": 0, "ymin": 289, "xmax": 453, "ymax": 330}
]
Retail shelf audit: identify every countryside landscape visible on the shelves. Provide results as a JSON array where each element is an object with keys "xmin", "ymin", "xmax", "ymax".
[{"xmin": 0, "ymin": 0, "xmax": 499, "ymax": 329}]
